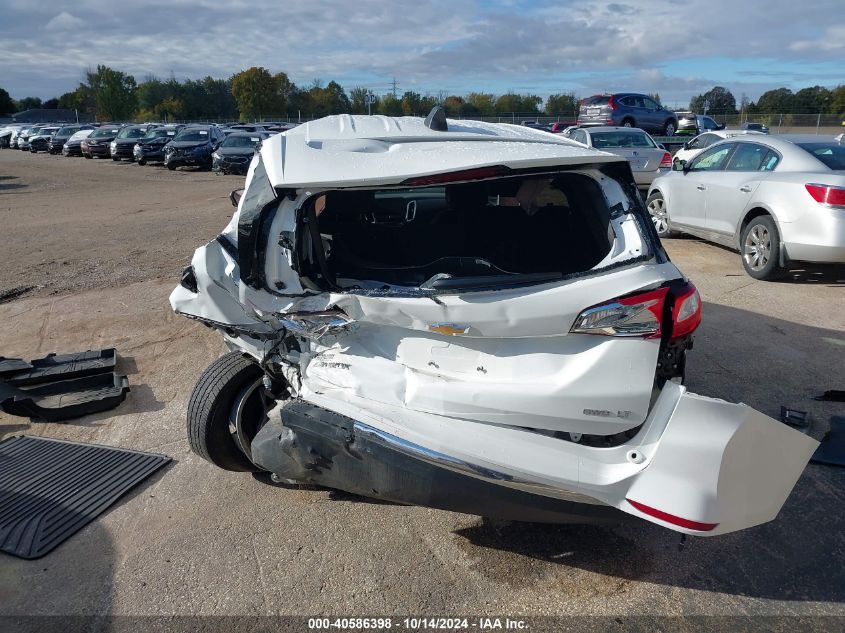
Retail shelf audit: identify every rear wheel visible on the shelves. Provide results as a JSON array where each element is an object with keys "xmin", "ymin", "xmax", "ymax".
[
  {"xmin": 186, "ymin": 352, "xmax": 269, "ymax": 471},
  {"xmin": 112, "ymin": 156, "xmax": 120, "ymax": 161},
  {"xmin": 137, "ymin": 159, "xmax": 146, "ymax": 166},
  {"xmin": 167, "ymin": 163, "xmax": 176, "ymax": 170},
  {"xmin": 84, "ymin": 154, "xmax": 92, "ymax": 159},
  {"xmin": 740, "ymin": 215, "xmax": 783, "ymax": 280},
  {"xmin": 622, "ymin": 118, "xmax": 634, "ymax": 128},
  {"xmin": 663, "ymin": 120, "xmax": 676, "ymax": 136},
  {"xmin": 646, "ymin": 191, "xmax": 673, "ymax": 237}
]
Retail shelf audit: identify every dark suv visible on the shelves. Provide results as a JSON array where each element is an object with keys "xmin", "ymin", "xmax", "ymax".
[{"xmin": 577, "ymin": 93, "xmax": 678, "ymax": 136}]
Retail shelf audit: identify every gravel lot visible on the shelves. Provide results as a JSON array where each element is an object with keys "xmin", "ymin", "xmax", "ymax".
[{"xmin": 1, "ymin": 149, "xmax": 844, "ymax": 628}]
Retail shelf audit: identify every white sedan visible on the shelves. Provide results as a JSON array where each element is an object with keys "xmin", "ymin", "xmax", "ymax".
[
  {"xmin": 672, "ymin": 129, "xmax": 764, "ymax": 165},
  {"xmin": 647, "ymin": 134, "xmax": 845, "ymax": 279}
]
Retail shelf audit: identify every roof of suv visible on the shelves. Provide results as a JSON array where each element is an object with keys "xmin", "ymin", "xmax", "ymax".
[{"xmin": 260, "ymin": 114, "xmax": 626, "ymax": 188}]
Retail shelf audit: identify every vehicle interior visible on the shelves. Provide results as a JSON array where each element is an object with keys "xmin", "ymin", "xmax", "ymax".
[{"xmin": 300, "ymin": 174, "xmax": 621, "ymax": 290}]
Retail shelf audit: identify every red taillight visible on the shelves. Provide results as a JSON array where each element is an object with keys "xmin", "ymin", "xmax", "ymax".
[
  {"xmin": 570, "ymin": 287, "xmax": 668, "ymax": 339},
  {"xmin": 606, "ymin": 118, "xmax": 614, "ymax": 124},
  {"xmin": 659, "ymin": 151, "xmax": 672, "ymax": 168},
  {"xmin": 608, "ymin": 96, "xmax": 617, "ymax": 110},
  {"xmin": 401, "ymin": 165, "xmax": 511, "ymax": 186},
  {"xmin": 670, "ymin": 282, "xmax": 702, "ymax": 339},
  {"xmin": 627, "ymin": 498, "xmax": 718, "ymax": 532},
  {"xmin": 805, "ymin": 183, "xmax": 845, "ymax": 207},
  {"xmin": 576, "ymin": 118, "xmax": 582, "ymax": 125}
]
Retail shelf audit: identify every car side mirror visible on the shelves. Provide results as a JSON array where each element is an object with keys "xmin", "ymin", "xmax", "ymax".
[
  {"xmin": 672, "ymin": 159, "xmax": 688, "ymax": 172},
  {"xmin": 229, "ymin": 189, "xmax": 244, "ymax": 207},
  {"xmin": 683, "ymin": 142, "xmax": 690, "ymax": 150}
]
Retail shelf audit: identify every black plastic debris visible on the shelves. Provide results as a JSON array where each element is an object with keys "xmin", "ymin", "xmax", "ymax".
[
  {"xmin": 811, "ymin": 417, "xmax": 845, "ymax": 467},
  {"xmin": 0, "ymin": 435, "xmax": 170, "ymax": 559},
  {"xmin": 0, "ymin": 348, "xmax": 117, "ymax": 386},
  {"xmin": 815, "ymin": 390, "xmax": 845, "ymax": 403},
  {"xmin": 780, "ymin": 406, "xmax": 809, "ymax": 429},
  {"xmin": 0, "ymin": 373, "xmax": 130, "ymax": 422}
]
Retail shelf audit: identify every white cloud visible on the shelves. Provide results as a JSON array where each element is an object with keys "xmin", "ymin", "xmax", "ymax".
[{"xmin": 45, "ymin": 11, "xmax": 84, "ymax": 31}]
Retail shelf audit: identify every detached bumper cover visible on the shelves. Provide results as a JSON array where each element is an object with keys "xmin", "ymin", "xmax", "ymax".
[{"xmin": 297, "ymin": 381, "xmax": 817, "ymax": 535}]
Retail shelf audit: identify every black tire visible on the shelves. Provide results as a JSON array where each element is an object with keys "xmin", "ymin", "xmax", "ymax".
[
  {"xmin": 84, "ymin": 154, "xmax": 92, "ymax": 159},
  {"xmin": 646, "ymin": 191, "xmax": 673, "ymax": 237},
  {"xmin": 621, "ymin": 118, "xmax": 634, "ymax": 128},
  {"xmin": 187, "ymin": 352, "xmax": 265, "ymax": 471},
  {"xmin": 663, "ymin": 120, "xmax": 676, "ymax": 136},
  {"xmin": 167, "ymin": 163, "xmax": 176, "ymax": 170},
  {"xmin": 740, "ymin": 215, "xmax": 783, "ymax": 280},
  {"xmin": 137, "ymin": 159, "xmax": 146, "ymax": 166}
]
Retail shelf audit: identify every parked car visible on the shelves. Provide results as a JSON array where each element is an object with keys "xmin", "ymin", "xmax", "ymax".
[
  {"xmin": 577, "ymin": 93, "xmax": 678, "ymax": 136},
  {"xmin": 81, "ymin": 125, "xmax": 124, "ymax": 158},
  {"xmin": 27, "ymin": 126, "xmax": 61, "ymax": 153},
  {"xmin": 212, "ymin": 131, "xmax": 268, "ymax": 175},
  {"xmin": 110, "ymin": 125, "xmax": 154, "ymax": 161},
  {"xmin": 16, "ymin": 125, "xmax": 45, "ymax": 150},
  {"xmin": 672, "ymin": 130, "xmax": 764, "ymax": 165},
  {"xmin": 62, "ymin": 129, "xmax": 94, "ymax": 156},
  {"xmin": 226, "ymin": 124, "xmax": 270, "ymax": 133},
  {"xmin": 170, "ymin": 110, "xmax": 816, "ymax": 536},
  {"xmin": 550, "ymin": 121, "xmax": 576, "ymax": 134},
  {"xmin": 49, "ymin": 125, "xmax": 93, "ymax": 154},
  {"xmin": 163, "ymin": 125, "xmax": 225, "ymax": 170},
  {"xmin": 565, "ymin": 126, "xmax": 671, "ymax": 190},
  {"xmin": 0, "ymin": 124, "xmax": 26, "ymax": 148},
  {"xmin": 741, "ymin": 122, "xmax": 770, "ymax": 134},
  {"xmin": 646, "ymin": 134, "xmax": 845, "ymax": 279},
  {"xmin": 677, "ymin": 113, "xmax": 725, "ymax": 136},
  {"xmin": 133, "ymin": 125, "xmax": 184, "ymax": 165}
]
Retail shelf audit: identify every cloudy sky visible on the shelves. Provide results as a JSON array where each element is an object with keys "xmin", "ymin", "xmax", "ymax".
[{"xmin": 1, "ymin": 0, "xmax": 843, "ymax": 107}]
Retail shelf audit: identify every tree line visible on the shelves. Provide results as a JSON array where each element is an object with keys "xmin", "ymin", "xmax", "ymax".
[{"xmin": 2, "ymin": 66, "xmax": 845, "ymax": 121}]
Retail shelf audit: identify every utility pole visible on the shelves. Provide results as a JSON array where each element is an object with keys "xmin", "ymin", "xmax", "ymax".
[{"xmin": 391, "ymin": 78, "xmax": 398, "ymax": 99}]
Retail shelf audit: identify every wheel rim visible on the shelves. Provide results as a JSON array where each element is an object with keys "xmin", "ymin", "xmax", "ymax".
[
  {"xmin": 623, "ymin": 120, "xmax": 632, "ymax": 127},
  {"xmin": 647, "ymin": 197, "xmax": 669, "ymax": 235},
  {"xmin": 743, "ymin": 223, "xmax": 771, "ymax": 271},
  {"xmin": 228, "ymin": 376, "xmax": 268, "ymax": 461},
  {"xmin": 665, "ymin": 123, "xmax": 675, "ymax": 136}
]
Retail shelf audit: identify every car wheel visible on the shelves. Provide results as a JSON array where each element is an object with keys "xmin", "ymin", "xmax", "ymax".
[
  {"xmin": 663, "ymin": 121, "xmax": 676, "ymax": 136},
  {"xmin": 740, "ymin": 215, "xmax": 783, "ymax": 280},
  {"xmin": 137, "ymin": 159, "xmax": 146, "ymax": 166},
  {"xmin": 187, "ymin": 352, "xmax": 269, "ymax": 472},
  {"xmin": 622, "ymin": 119, "xmax": 634, "ymax": 128},
  {"xmin": 112, "ymin": 156, "xmax": 120, "ymax": 161},
  {"xmin": 646, "ymin": 191, "xmax": 673, "ymax": 237},
  {"xmin": 84, "ymin": 154, "xmax": 92, "ymax": 159},
  {"xmin": 167, "ymin": 164, "xmax": 176, "ymax": 170}
]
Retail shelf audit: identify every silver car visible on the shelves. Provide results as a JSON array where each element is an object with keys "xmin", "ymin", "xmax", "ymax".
[
  {"xmin": 566, "ymin": 126, "xmax": 671, "ymax": 190},
  {"xmin": 646, "ymin": 134, "xmax": 845, "ymax": 279}
]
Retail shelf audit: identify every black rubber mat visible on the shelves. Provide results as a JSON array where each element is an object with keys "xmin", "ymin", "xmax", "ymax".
[
  {"xmin": 0, "ymin": 435, "xmax": 170, "ymax": 559},
  {"xmin": 0, "ymin": 348, "xmax": 117, "ymax": 386},
  {"xmin": 0, "ymin": 373, "xmax": 129, "ymax": 422},
  {"xmin": 812, "ymin": 416, "xmax": 845, "ymax": 467}
]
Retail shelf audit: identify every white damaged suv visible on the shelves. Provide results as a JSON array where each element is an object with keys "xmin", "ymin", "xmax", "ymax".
[{"xmin": 171, "ymin": 109, "xmax": 816, "ymax": 536}]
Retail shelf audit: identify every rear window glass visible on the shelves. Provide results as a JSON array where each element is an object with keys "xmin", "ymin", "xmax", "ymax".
[
  {"xmin": 581, "ymin": 96, "xmax": 611, "ymax": 107},
  {"xmin": 117, "ymin": 127, "xmax": 146, "ymax": 139},
  {"xmin": 590, "ymin": 132, "xmax": 656, "ymax": 149},
  {"xmin": 174, "ymin": 129, "xmax": 210, "ymax": 141},
  {"xmin": 91, "ymin": 128, "xmax": 121, "ymax": 137},
  {"xmin": 797, "ymin": 143, "xmax": 845, "ymax": 170}
]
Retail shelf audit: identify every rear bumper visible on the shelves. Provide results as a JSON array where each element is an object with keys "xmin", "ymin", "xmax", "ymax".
[
  {"xmin": 295, "ymin": 381, "xmax": 816, "ymax": 535},
  {"xmin": 782, "ymin": 207, "xmax": 845, "ymax": 264}
]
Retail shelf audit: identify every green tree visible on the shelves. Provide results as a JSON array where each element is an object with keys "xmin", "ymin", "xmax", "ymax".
[
  {"xmin": 377, "ymin": 93, "xmax": 403, "ymax": 116},
  {"xmin": 754, "ymin": 88, "xmax": 793, "ymax": 114},
  {"xmin": 829, "ymin": 85, "xmax": 845, "ymax": 116},
  {"xmin": 466, "ymin": 92, "xmax": 495, "ymax": 115},
  {"xmin": 519, "ymin": 94, "xmax": 542, "ymax": 114},
  {"xmin": 494, "ymin": 93, "xmax": 521, "ymax": 115},
  {"xmin": 0, "ymin": 87, "xmax": 15, "ymax": 115},
  {"xmin": 792, "ymin": 86, "xmax": 831, "ymax": 113},
  {"xmin": 231, "ymin": 66, "xmax": 284, "ymax": 120},
  {"xmin": 442, "ymin": 95, "xmax": 464, "ymax": 116},
  {"xmin": 400, "ymin": 90, "xmax": 423, "ymax": 115},
  {"xmin": 15, "ymin": 96, "xmax": 42, "ymax": 111},
  {"xmin": 86, "ymin": 65, "xmax": 137, "ymax": 120},
  {"xmin": 545, "ymin": 92, "xmax": 578, "ymax": 115},
  {"xmin": 689, "ymin": 86, "xmax": 736, "ymax": 115},
  {"xmin": 349, "ymin": 86, "xmax": 374, "ymax": 114}
]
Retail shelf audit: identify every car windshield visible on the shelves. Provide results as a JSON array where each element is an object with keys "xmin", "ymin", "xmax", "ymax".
[
  {"xmin": 590, "ymin": 131, "xmax": 656, "ymax": 149},
  {"xmin": 57, "ymin": 127, "xmax": 79, "ymax": 136},
  {"xmin": 144, "ymin": 128, "xmax": 177, "ymax": 139},
  {"xmin": 797, "ymin": 143, "xmax": 845, "ymax": 170},
  {"xmin": 174, "ymin": 129, "xmax": 211, "ymax": 142},
  {"xmin": 117, "ymin": 127, "xmax": 147, "ymax": 139},
  {"xmin": 69, "ymin": 130, "xmax": 93, "ymax": 141},
  {"xmin": 91, "ymin": 127, "xmax": 121, "ymax": 138},
  {"xmin": 222, "ymin": 135, "xmax": 262, "ymax": 148},
  {"xmin": 39, "ymin": 128, "xmax": 59, "ymax": 135}
]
